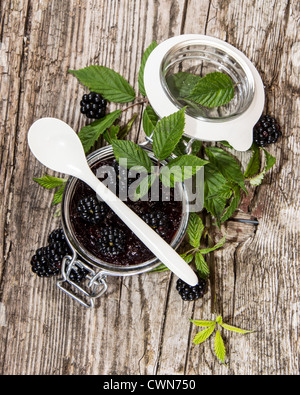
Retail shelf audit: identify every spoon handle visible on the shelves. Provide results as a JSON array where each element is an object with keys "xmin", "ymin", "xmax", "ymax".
[{"xmin": 84, "ymin": 171, "xmax": 198, "ymax": 286}]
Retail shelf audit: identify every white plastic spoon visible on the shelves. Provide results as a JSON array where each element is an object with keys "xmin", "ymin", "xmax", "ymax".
[{"xmin": 28, "ymin": 118, "xmax": 198, "ymax": 286}]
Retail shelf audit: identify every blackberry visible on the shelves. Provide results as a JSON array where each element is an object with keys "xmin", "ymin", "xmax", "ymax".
[
  {"xmin": 253, "ymin": 115, "xmax": 282, "ymax": 147},
  {"xmin": 30, "ymin": 228, "xmax": 88, "ymax": 284},
  {"xmin": 77, "ymin": 195, "xmax": 108, "ymax": 224},
  {"xmin": 141, "ymin": 210, "xmax": 170, "ymax": 237},
  {"xmin": 48, "ymin": 228, "xmax": 66, "ymax": 244},
  {"xmin": 98, "ymin": 226, "xmax": 126, "ymax": 257},
  {"xmin": 80, "ymin": 92, "xmax": 107, "ymax": 119},
  {"xmin": 113, "ymin": 160, "xmax": 139, "ymax": 197},
  {"xmin": 176, "ymin": 275, "xmax": 208, "ymax": 301},
  {"xmin": 69, "ymin": 266, "xmax": 89, "ymax": 284},
  {"xmin": 30, "ymin": 228, "xmax": 71, "ymax": 277}
]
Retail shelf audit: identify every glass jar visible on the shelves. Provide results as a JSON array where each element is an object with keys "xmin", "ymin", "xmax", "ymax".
[
  {"xmin": 144, "ymin": 35, "xmax": 265, "ymax": 151},
  {"xmin": 58, "ymin": 145, "xmax": 190, "ymax": 307}
]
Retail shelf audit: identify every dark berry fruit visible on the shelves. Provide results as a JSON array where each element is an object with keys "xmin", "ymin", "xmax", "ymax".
[
  {"xmin": 68, "ymin": 266, "xmax": 89, "ymax": 284},
  {"xmin": 112, "ymin": 160, "xmax": 140, "ymax": 197},
  {"xmin": 98, "ymin": 226, "xmax": 126, "ymax": 257},
  {"xmin": 48, "ymin": 228, "xmax": 66, "ymax": 244},
  {"xmin": 30, "ymin": 228, "xmax": 88, "ymax": 284},
  {"xmin": 80, "ymin": 92, "xmax": 107, "ymax": 119},
  {"xmin": 176, "ymin": 275, "xmax": 208, "ymax": 301},
  {"xmin": 31, "ymin": 228, "xmax": 72, "ymax": 277},
  {"xmin": 77, "ymin": 195, "xmax": 108, "ymax": 224},
  {"xmin": 253, "ymin": 115, "xmax": 282, "ymax": 147},
  {"xmin": 141, "ymin": 210, "xmax": 170, "ymax": 237}
]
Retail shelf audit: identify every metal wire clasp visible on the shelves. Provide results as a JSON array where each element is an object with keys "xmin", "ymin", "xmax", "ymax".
[{"xmin": 57, "ymin": 252, "xmax": 108, "ymax": 308}]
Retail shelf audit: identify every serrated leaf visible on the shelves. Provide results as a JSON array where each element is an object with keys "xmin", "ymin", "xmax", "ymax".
[
  {"xmin": 150, "ymin": 263, "xmax": 169, "ymax": 273},
  {"xmin": 215, "ymin": 330, "xmax": 226, "ymax": 364},
  {"xmin": 195, "ymin": 252, "xmax": 210, "ymax": 278},
  {"xmin": 152, "ymin": 108, "xmax": 186, "ymax": 160},
  {"xmin": 204, "ymin": 164, "xmax": 228, "ymax": 223},
  {"xmin": 33, "ymin": 175, "xmax": 66, "ymax": 189},
  {"xmin": 190, "ymin": 319, "xmax": 216, "ymax": 327},
  {"xmin": 199, "ymin": 235, "xmax": 226, "ymax": 254},
  {"xmin": 244, "ymin": 144, "xmax": 261, "ymax": 178},
  {"xmin": 220, "ymin": 186, "xmax": 241, "ymax": 223},
  {"xmin": 188, "ymin": 72, "xmax": 235, "ymax": 108},
  {"xmin": 52, "ymin": 184, "xmax": 66, "ymax": 205},
  {"xmin": 69, "ymin": 66, "xmax": 136, "ymax": 103},
  {"xmin": 160, "ymin": 155, "xmax": 208, "ymax": 187},
  {"xmin": 205, "ymin": 146, "xmax": 246, "ymax": 192},
  {"xmin": 221, "ymin": 323, "xmax": 254, "ymax": 334},
  {"xmin": 187, "ymin": 213, "xmax": 205, "ymax": 248},
  {"xmin": 143, "ymin": 105, "xmax": 159, "ymax": 137},
  {"xmin": 103, "ymin": 125, "xmax": 120, "ymax": 144},
  {"xmin": 249, "ymin": 148, "xmax": 276, "ymax": 186},
  {"xmin": 133, "ymin": 173, "xmax": 157, "ymax": 201},
  {"xmin": 182, "ymin": 254, "xmax": 194, "ymax": 264},
  {"xmin": 193, "ymin": 324, "xmax": 216, "ymax": 345},
  {"xmin": 117, "ymin": 113, "xmax": 138, "ymax": 140},
  {"xmin": 112, "ymin": 140, "xmax": 153, "ymax": 172},
  {"xmin": 138, "ymin": 41, "xmax": 158, "ymax": 96},
  {"xmin": 79, "ymin": 110, "xmax": 122, "ymax": 153},
  {"xmin": 166, "ymin": 72, "xmax": 202, "ymax": 98}
]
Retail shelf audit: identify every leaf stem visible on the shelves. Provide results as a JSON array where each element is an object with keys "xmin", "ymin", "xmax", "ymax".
[{"xmin": 122, "ymin": 99, "xmax": 149, "ymax": 113}]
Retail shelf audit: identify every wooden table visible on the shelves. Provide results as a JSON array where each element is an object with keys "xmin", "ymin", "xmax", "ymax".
[{"xmin": 1, "ymin": 0, "xmax": 299, "ymax": 375}]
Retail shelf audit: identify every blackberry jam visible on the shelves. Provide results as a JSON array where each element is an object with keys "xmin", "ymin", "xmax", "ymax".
[{"xmin": 66, "ymin": 148, "xmax": 186, "ymax": 268}]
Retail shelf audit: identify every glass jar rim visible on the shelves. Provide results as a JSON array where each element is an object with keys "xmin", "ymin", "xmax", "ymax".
[
  {"xmin": 160, "ymin": 39, "xmax": 256, "ymax": 122},
  {"xmin": 143, "ymin": 34, "xmax": 265, "ymax": 151}
]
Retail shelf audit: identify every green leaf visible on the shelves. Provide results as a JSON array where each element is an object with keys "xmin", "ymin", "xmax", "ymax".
[
  {"xmin": 138, "ymin": 41, "xmax": 158, "ymax": 96},
  {"xmin": 193, "ymin": 324, "xmax": 216, "ymax": 345},
  {"xmin": 187, "ymin": 213, "xmax": 205, "ymax": 249},
  {"xmin": 195, "ymin": 252, "xmax": 210, "ymax": 278},
  {"xmin": 199, "ymin": 235, "xmax": 226, "ymax": 255},
  {"xmin": 205, "ymin": 146, "xmax": 246, "ymax": 192},
  {"xmin": 204, "ymin": 164, "xmax": 228, "ymax": 223},
  {"xmin": 160, "ymin": 155, "xmax": 208, "ymax": 187},
  {"xmin": 249, "ymin": 148, "xmax": 276, "ymax": 186},
  {"xmin": 103, "ymin": 125, "xmax": 120, "ymax": 145},
  {"xmin": 166, "ymin": 72, "xmax": 202, "ymax": 98},
  {"xmin": 215, "ymin": 330, "xmax": 226, "ymax": 364},
  {"xmin": 187, "ymin": 72, "xmax": 235, "ymax": 108},
  {"xmin": 112, "ymin": 140, "xmax": 153, "ymax": 172},
  {"xmin": 190, "ymin": 319, "xmax": 216, "ymax": 327},
  {"xmin": 52, "ymin": 183, "xmax": 66, "ymax": 206},
  {"xmin": 244, "ymin": 144, "xmax": 261, "ymax": 178},
  {"xmin": 182, "ymin": 254, "xmax": 194, "ymax": 264},
  {"xmin": 33, "ymin": 175, "xmax": 66, "ymax": 189},
  {"xmin": 79, "ymin": 110, "xmax": 122, "ymax": 153},
  {"xmin": 220, "ymin": 185, "xmax": 241, "ymax": 223},
  {"xmin": 117, "ymin": 113, "xmax": 138, "ymax": 140},
  {"xmin": 152, "ymin": 108, "xmax": 186, "ymax": 160},
  {"xmin": 221, "ymin": 323, "xmax": 254, "ymax": 334},
  {"xmin": 219, "ymin": 141, "xmax": 234, "ymax": 149},
  {"xmin": 69, "ymin": 66, "xmax": 136, "ymax": 103},
  {"xmin": 150, "ymin": 264, "xmax": 169, "ymax": 273},
  {"xmin": 133, "ymin": 173, "xmax": 157, "ymax": 201},
  {"xmin": 143, "ymin": 105, "xmax": 159, "ymax": 137}
]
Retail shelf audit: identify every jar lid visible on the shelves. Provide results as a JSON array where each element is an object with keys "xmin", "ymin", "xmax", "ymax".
[{"xmin": 144, "ymin": 35, "xmax": 265, "ymax": 151}]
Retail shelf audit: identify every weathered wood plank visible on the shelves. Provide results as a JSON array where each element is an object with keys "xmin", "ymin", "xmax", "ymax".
[{"xmin": 0, "ymin": 0, "xmax": 299, "ymax": 375}]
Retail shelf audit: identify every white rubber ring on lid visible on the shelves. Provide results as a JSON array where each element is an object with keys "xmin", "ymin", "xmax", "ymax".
[{"xmin": 144, "ymin": 35, "xmax": 265, "ymax": 151}]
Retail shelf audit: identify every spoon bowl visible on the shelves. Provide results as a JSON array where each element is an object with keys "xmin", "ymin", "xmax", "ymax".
[{"xmin": 28, "ymin": 118, "xmax": 199, "ymax": 286}]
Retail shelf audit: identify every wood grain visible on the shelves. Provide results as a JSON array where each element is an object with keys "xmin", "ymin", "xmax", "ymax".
[{"xmin": 0, "ymin": 0, "xmax": 299, "ymax": 375}]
